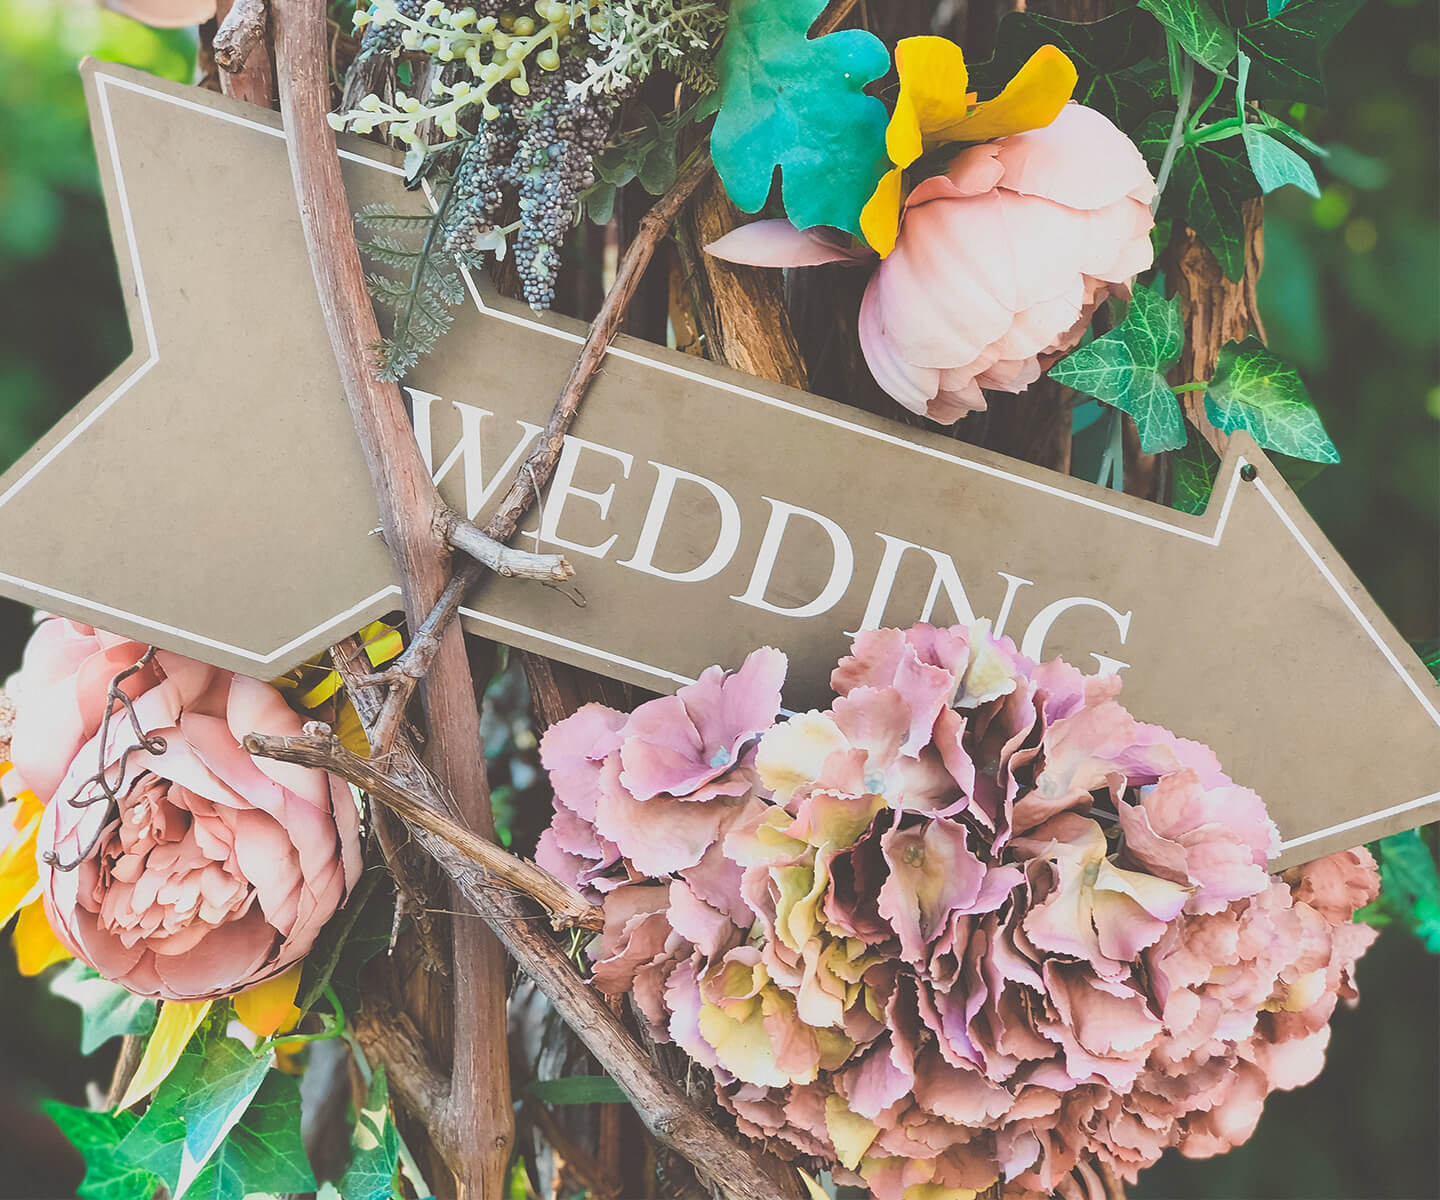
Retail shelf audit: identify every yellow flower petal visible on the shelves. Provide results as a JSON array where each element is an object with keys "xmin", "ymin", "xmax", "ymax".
[
  {"xmin": 825, "ymin": 1093, "xmax": 879, "ymax": 1171},
  {"xmin": 887, "ymin": 36, "xmax": 972, "ymax": 168},
  {"xmin": 118, "ymin": 999, "xmax": 212, "ymax": 1109},
  {"xmin": 939, "ymin": 44, "xmax": 1077, "ymax": 144},
  {"xmin": 232, "ymin": 963, "xmax": 303, "ymax": 1038},
  {"xmin": 12, "ymin": 899, "xmax": 70, "ymax": 975},
  {"xmin": 860, "ymin": 166, "xmax": 905, "ymax": 257},
  {"xmin": 0, "ymin": 812, "xmax": 41, "ymax": 929},
  {"xmin": 798, "ymin": 1169, "xmax": 830, "ymax": 1200},
  {"xmin": 334, "ymin": 697, "xmax": 371, "ymax": 758}
]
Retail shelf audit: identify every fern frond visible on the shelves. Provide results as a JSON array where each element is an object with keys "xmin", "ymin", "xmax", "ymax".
[{"xmin": 356, "ymin": 202, "xmax": 435, "ymax": 231}]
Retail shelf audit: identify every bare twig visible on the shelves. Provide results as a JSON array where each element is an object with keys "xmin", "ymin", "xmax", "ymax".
[
  {"xmin": 363, "ymin": 146, "xmax": 713, "ymax": 752},
  {"xmin": 440, "ymin": 508, "xmax": 573, "ymax": 582},
  {"xmin": 271, "ymin": 3, "xmax": 513, "ymax": 1193},
  {"xmin": 246, "ymin": 729, "xmax": 604, "ymax": 932},
  {"xmin": 215, "ymin": 0, "xmax": 268, "ymax": 73}
]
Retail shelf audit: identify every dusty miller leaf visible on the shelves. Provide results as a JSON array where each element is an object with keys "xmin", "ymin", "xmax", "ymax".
[
  {"xmin": 44, "ymin": 1105, "xmax": 161, "ymax": 1200},
  {"xmin": 49, "ymin": 962, "xmax": 156, "ymax": 1054},
  {"xmin": 711, "ymin": 0, "xmax": 890, "ymax": 236},
  {"xmin": 1048, "ymin": 283, "xmax": 1186, "ymax": 453},
  {"xmin": 1204, "ymin": 336, "xmax": 1339, "ymax": 462},
  {"xmin": 1137, "ymin": 0, "xmax": 1236, "ymax": 72}
]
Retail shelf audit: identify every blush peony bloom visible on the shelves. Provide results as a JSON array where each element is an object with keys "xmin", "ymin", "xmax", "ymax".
[
  {"xmin": 707, "ymin": 37, "xmax": 1156, "ymax": 426},
  {"xmin": 11, "ymin": 620, "xmax": 361, "ymax": 1001},
  {"xmin": 539, "ymin": 621, "xmax": 1381, "ymax": 1198}
]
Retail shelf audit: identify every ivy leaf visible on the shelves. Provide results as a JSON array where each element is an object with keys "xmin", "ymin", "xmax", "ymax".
[
  {"xmin": 338, "ymin": 1067, "xmax": 400, "ymax": 1200},
  {"xmin": 1172, "ymin": 423, "xmax": 1222, "ymax": 514},
  {"xmin": 1137, "ymin": 0, "xmax": 1236, "ymax": 72},
  {"xmin": 1365, "ymin": 830, "xmax": 1440, "ymax": 953},
  {"xmin": 1139, "ymin": 113, "xmax": 1259, "ymax": 281},
  {"xmin": 970, "ymin": 10, "xmax": 1168, "ymax": 129},
  {"xmin": 1242, "ymin": 125, "xmax": 1320, "ymax": 196},
  {"xmin": 1049, "ymin": 283, "xmax": 1187, "ymax": 453},
  {"xmin": 1237, "ymin": 0, "xmax": 1365, "ymax": 103},
  {"xmin": 117, "ymin": 1024, "xmax": 273, "ymax": 1199},
  {"xmin": 527, "ymin": 1075, "xmax": 630, "ymax": 1106},
  {"xmin": 49, "ymin": 962, "xmax": 157, "ymax": 1055},
  {"xmin": 180, "ymin": 1072, "xmax": 316, "ymax": 1200},
  {"xmin": 712, "ymin": 0, "xmax": 890, "ymax": 236},
  {"xmin": 44, "ymin": 1104, "xmax": 161, "ymax": 1200},
  {"xmin": 1204, "ymin": 336, "xmax": 1339, "ymax": 462}
]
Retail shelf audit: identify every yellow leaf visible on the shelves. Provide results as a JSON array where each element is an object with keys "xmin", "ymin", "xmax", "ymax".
[
  {"xmin": 797, "ymin": 1169, "xmax": 830, "ymax": 1200},
  {"xmin": 118, "ymin": 998, "xmax": 212, "ymax": 1109},
  {"xmin": 824, "ymin": 1093, "xmax": 879, "ymax": 1172},
  {"xmin": 940, "ymin": 45, "xmax": 1077, "ymax": 144},
  {"xmin": 232, "ymin": 964, "xmax": 303, "ymax": 1038},
  {"xmin": 0, "ymin": 812, "xmax": 41, "ymax": 929},
  {"xmin": 860, "ymin": 166, "xmax": 905, "ymax": 257},
  {"xmin": 12, "ymin": 899, "xmax": 70, "ymax": 975},
  {"xmin": 887, "ymin": 37, "xmax": 972, "ymax": 168},
  {"xmin": 334, "ymin": 697, "xmax": 371, "ymax": 758}
]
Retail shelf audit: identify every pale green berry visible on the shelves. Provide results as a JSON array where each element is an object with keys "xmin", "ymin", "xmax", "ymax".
[
  {"xmin": 510, "ymin": 76, "xmax": 530, "ymax": 95},
  {"xmin": 536, "ymin": 47, "xmax": 560, "ymax": 70}
]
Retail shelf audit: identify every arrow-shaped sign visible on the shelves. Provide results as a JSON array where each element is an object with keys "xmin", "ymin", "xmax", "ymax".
[{"xmin": 0, "ymin": 63, "xmax": 1436, "ymax": 868}]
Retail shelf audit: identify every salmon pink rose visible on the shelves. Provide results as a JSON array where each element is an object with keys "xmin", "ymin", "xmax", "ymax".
[{"xmin": 11, "ymin": 620, "xmax": 361, "ymax": 1000}]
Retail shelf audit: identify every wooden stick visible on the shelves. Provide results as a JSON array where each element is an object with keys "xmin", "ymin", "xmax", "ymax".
[
  {"xmin": 245, "ymin": 730, "xmax": 604, "ymax": 931},
  {"xmin": 214, "ymin": 0, "xmax": 268, "ymax": 73},
  {"xmin": 441, "ymin": 509, "xmax": 574, "ymax": 583},
  {"xmin": 269, "ymin": 4, "xmax": 514, "ymax": 1195}
]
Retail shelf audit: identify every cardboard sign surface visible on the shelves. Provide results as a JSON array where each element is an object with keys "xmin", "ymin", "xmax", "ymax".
[{"xmin": 0, "ymin": 64, "xmax": 1435, "ymax": 867}]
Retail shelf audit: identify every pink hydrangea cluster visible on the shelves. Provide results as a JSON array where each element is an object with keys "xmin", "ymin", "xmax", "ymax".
[{"xmin": 537, "ymin": 623, "xmax": 1379, "ymax": 1199}]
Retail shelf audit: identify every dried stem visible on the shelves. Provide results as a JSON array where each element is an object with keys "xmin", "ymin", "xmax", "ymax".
[
  {"xmin": 215, "ymin": 0, "xmax": 268, "ymax": 73},
  {"xmin": 246, "ymin": 729, "xmax": 603, "ymax": 931},
  {"xmin": 271, "ymin": 3, "xmax": 513, "ymax": 1194},
  {"xmin": 441, "ymin": 509, "xmax": 574, "ymax": 582}
]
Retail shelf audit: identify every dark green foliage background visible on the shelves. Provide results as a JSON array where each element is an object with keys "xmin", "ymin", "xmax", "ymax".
[{"xmin": 0, "ymin": 2, "xmax": 1434, "ymax": 1198}]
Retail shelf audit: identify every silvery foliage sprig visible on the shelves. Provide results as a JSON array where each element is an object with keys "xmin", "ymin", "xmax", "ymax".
[{"xmin": 570, "ymin": 0, "xmax": 726, "ymax": 101}]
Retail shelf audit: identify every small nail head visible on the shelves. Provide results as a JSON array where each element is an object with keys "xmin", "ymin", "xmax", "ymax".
[{"xmin": 1240, "ymin": 464, "xmax": 1257, "ymax": 482}]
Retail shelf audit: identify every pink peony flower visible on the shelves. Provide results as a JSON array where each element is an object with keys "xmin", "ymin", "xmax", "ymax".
[
  {"xmin": 539, "ymin": 621, "xmax": 1381, "ymax": 1196},
  {"xmin": 709, "ymin": 104, "xmax": 1156, "ymax": 423},
  {"xmin": 11, "ymin": 620, "xmax": 361, "ymax": 1000}
]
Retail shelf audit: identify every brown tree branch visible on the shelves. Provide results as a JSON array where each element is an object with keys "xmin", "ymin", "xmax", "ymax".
[
  {"xmin": 270, "ymin": 4, "xmax": 513, "ymax": 1196},
  {"xmin": 215, "ymin": 0, "xmax": 268, "ymax": 73},
  {"xmin": 245, "ymin": 729, "xmax": 604, "ymax": 931}
]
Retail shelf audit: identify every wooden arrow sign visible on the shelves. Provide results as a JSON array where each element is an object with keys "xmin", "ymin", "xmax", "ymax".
[{"xmin": 0, "ymin": 63, "xmax": 1436, "ymax": 867}]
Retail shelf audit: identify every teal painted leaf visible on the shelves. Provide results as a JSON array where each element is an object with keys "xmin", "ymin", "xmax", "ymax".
[
  {"xmin": 181, "ymin": 1072, "xmax": 316, "ymax": 1200},
  {"xmin": 1242, "ymin": 125, "xmax": 1320, "ymax": 196},
  {"xmin": 528, "ymin": 1075, "xmax": 630, "ymax": 1106},
  {"xmin": 1204, "ymin": 336, "xmax": 1339, "ymax": 462},
  {"xmin": 1139, "ymin": 113, "xmax": 1259, "ymax": 281},
  {"xmin": 1415, "ymin": 639, "xmax": 1440, "ymax": 685},
  {"xmin": 338, "ymin": 1067, "xmax": 400, "ymax": 1200},
  {"xmin": 711, "ymin": 0, "xmax": 890, "ymax": 236},
  {"xmin": 117, "ymin": 1023, "xmax": 272, "ymax": 1199},
  {"xmin": 1138, "ymin": 0, "xmax": 1236, "ymax": 72},
  {"xmin": 1172, "ymin": 423, "xmax": 1222, "ymax": 514},
  {"xmin": 49, "ymin": 962, "xmax": 157, "ymax": 1055},
  {"xmin": 970, "ymin": 10, "xmax": 1168, "ymax": 130},
  {"xmin": 1237, "ymin": 0, "xmax": 1365, "ymax": 103},
  {"xmin": 1049, "ymin": 283, "xmax": 1187, "ymax": 453},
  {"xmin": 44, "ymin": 1104, "xmax": 162, "ymax": 1200}
]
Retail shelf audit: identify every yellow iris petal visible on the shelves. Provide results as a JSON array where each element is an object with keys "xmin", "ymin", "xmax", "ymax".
[
  {"xmin": 860, "ymin": 166, "xmax": 905, "ymax": 257},
  {"xmin": 118, "ymin": 999, "xmax": 212, "ymax": 1109},
  {"xmin": 13, "ymin": 899, "xmax": 70, "ymax": 975},
  {"xmin": 887, "ymin": 36, "xmax": 972, "ymax": 168},
  {"xmin": 0, "ymin": 813, "xmax": 41, "ymax": 929},
  {"xmin": 937, "ymin": 44, "xmax": 1078, "ymax": 144},
  {"xmin": 233, "ymin": 963, "xmax": 303, "ymax": 1038}
]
